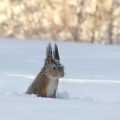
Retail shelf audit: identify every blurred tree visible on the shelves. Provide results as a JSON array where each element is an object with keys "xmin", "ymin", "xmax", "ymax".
[
  {"xmin": 74, "ymin": 0, "xmax": 85, "ymax": 41},
  {"xmin": 106, "ymin": 0, "xmax": 120, "ymax": 44}
]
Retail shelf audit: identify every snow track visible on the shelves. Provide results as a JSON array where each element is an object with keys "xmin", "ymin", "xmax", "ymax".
[{"xmin": 2, "ymin": 73, "xmax": 120, "ymax": 84}]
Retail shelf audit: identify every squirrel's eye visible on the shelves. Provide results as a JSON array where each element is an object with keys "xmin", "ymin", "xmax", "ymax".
[{"xmin": 52, "ymin": 66, "xmax": 56, "ymax": 70}]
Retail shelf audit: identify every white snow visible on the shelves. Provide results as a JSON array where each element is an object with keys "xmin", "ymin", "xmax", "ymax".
[{"xmin": 0, "ymin": 38, "xmax": 120, "ymax": 120}]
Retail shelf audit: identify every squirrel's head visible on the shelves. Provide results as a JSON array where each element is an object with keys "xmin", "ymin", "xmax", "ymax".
[{"xmin": 44, "ymin": 43, "xmax": 64, "ymax": 79}]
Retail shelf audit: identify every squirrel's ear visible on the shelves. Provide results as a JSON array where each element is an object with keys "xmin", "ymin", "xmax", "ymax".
[
  {"xmin": 53, "ymin": 43, "xmax": 60, "ymax": 61},
  {"xmin": 46, "ymin": 43, "xmax": 53, "ymax": 62}
]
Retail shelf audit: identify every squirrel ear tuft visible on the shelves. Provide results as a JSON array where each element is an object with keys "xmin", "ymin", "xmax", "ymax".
[
  {"xmin": 53, "ymin": 43, "xmax": 60, "ymax": 61},
  {"xmin": 46, "ymin": 43, "xmax": 53, "ymax": 61}
]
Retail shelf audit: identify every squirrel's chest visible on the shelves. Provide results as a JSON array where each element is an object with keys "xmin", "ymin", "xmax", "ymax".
[{"xmin": 46, "ymin": 79, "xmax": 58, "ymax": 97}]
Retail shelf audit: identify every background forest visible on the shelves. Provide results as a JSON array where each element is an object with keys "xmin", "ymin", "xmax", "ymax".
[{"xmin": 0, "ymin": 0, "xmax": 120, "ymax": 44}]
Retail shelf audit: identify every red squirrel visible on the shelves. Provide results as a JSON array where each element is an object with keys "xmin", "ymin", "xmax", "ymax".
[{"xmin": 26, "ymin": 43, "xmax": 64, "ymax": 98}]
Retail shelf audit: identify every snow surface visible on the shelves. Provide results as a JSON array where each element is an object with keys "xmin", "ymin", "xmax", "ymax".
[{"xmin": 0, "ymin": 38, "xmax": 120, "ymax": 120}]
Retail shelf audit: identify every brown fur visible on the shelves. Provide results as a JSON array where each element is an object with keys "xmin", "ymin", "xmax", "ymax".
[
  {"xmin": 26, "ymin": 43, "xmax": 64, "ymax": 98},
  {"xmin": 26, "ymin": 67, "xmax": 58, "ymax": 98}
]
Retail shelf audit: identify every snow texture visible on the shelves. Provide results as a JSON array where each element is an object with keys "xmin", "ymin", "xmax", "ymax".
[{"xmin": 0, "ymin": 38, "xmax": 120, "ymax": 120}]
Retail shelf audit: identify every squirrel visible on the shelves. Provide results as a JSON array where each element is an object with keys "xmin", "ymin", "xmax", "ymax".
[{"xmin": 26, "ymin": 43, "xmax": 64, "ymax": 98}]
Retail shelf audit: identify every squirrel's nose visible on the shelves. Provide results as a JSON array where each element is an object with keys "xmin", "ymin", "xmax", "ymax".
[{"xmin": 59, "ymin": 65, "xmax": 64, "ymax": 70}]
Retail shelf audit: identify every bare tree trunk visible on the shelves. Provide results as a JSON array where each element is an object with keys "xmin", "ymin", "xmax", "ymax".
[
  {"xmin": 107, "ymin": 22, "xmax": 113, "ymax": 44},
  {"xmin": 91, "ymin": 30, "xmax": 95, "ymax": 43}
]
